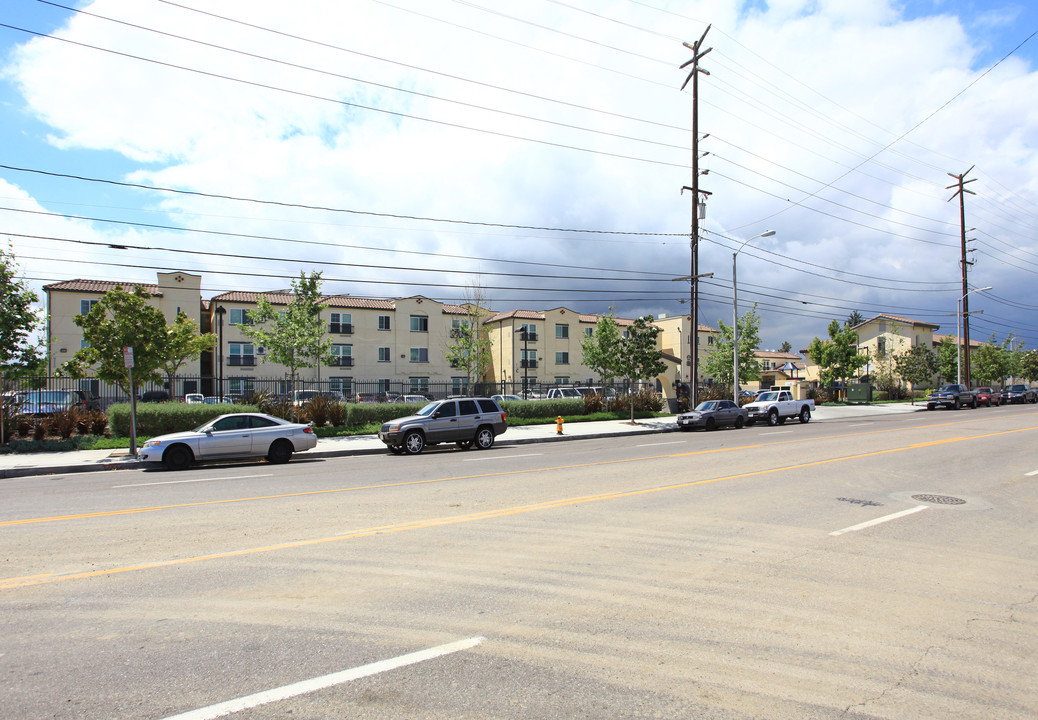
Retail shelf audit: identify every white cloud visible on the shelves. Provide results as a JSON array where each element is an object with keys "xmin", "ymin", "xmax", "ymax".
[{"xmin": 1, "ymin": 0, "xmax": 1037, "ymax": 353}]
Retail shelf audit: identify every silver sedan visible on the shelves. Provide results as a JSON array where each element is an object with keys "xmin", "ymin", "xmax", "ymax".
[
  {"xmin": 137, "ymin": 413, "xmax": 317, "ymax": 470},
  {"xmin": 676, "ymin": 400, "xmax": 748, "ymax": 431}
]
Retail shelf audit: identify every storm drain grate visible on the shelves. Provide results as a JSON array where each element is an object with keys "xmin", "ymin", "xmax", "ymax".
[{"xmin": 912, "ymin": 494, "xmax": 966, "ymax": 505}]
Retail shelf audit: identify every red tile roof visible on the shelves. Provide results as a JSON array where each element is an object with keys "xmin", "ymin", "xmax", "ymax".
[{"xmin": 44, "ymin": 279, "xmax": 161, "ymax": 295}]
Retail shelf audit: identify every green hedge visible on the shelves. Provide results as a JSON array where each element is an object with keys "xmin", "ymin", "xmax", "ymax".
[
  {"xmin": 500, "ymin": 398, "xmax": 584, "ymax": 418},
  {"xmin": 107, "ymin": 402, "xmax": 260, "ymax": 437}
]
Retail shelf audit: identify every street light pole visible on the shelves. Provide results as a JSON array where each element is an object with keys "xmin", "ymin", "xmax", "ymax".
[
  {"xmin": 957, "ymin": 286, "xmax": 991, "ymax": 385},
  {"xmin": 732, "ymin": 230, "xmax": 776, "ymax": 403}
]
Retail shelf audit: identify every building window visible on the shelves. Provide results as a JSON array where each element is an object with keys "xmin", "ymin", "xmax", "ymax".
[
  {"xmin": 410, "ymin": 315, "xmax": 428, "ymax": 333},
  {"xmin": 331, "ymin": 344, "xmax": 353, "ymax": 366},
  {"xmin": 555, "ymin": 351, "xmax": 569, "ymax": 365},
  {"xmin": 556, "ymin": 323, "xmax": 569, "ymax": 339},
  {"xmin": 229, "ymin": 379, "xmax": 254, "ymax": 396},
  {"xmin": 877, "ymin": 337, "xmax": 886, "ymax": 354},
  {"xmin": 450, "ymin": 318, "xmax": 469, "ymax": 338},
  {"xmin": 410, "ymin": 347, "xmax": 429, "ymax": 363},
  {"xmin": 378, "ymin": 347, "xmax": 391, "ymax": 362},
  {"xmin": 228, "ymin": 343, "xmax": 255, "ymax": 366},
  {"xmin": 555, "ymin": 377, "xmax": 570, "ymax": 385},
  {"xmin": 377, "ymin": 378, "xmax": 392, "ymax": 394},
  {"xmin": 330, "ymin": 312, "xmax": 353, "ymax": 334},
  {"xmin": 452, "ymin": 377, "xmax": 469, "ymax": 395},
  {"xmin": 329, "ymin": 377, "xmax": 353, "ymax": 396},
  {"xmin": 80, "ymin": 338, "xmax": 91, "ymax": 349},
  {"xmin": 519, "ymin": 323, "xmax": 538, "ymax": 341},
  {"xmin": 521, "ymin": 349, "xmax": 537, "ymax": 368},
  {"xmin": 584, "ymin": 327, "xmax": 593, "ymax": 337},
  {"xmin": 378, "ymin": 315, "xmax": 391, "ymax": 331},
  {"xmin": 79, "ymin": 299, "xmax": 99, "ymax": 316},
  {"xmin": 229, "ymin": 308, "xmax": 253, "ymax": 326},
  {"xmin": 409, "ymin": 376, "xmax": 430, "ymax": 393}
]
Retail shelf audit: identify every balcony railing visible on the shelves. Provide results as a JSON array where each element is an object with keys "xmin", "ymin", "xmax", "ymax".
[
  {"xmin": 520, "ymin": 359, "xmax": 538, "ymax": 369},
  {"xmin": 329, "ymin": 322, "xmax": 354, "ymax": 334},
  {"xmin": 329, "ymin": 356, "xmax": 354, "ymax": 367},
  {"xmin": 228, "ymin": 355, "xmax": 256, "ymax": 367}
]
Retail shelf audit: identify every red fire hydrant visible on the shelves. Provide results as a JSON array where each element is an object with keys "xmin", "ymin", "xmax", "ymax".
[{"xmin": 556, "ymin": 415, "xmax": 564, "ymax": 435}]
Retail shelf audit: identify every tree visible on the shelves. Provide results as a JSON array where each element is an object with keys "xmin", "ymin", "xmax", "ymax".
[
  {"xmin": 972, "ymin": 334, "xmax": 1015, "ymax": 387},
  {"xmin": 1018, "ymin": 349, "xmax": 1038, "ymax": 383},
  {"xmin": 161, "ymin": 311, "xmax": 216, "ymax": 395},
  {"xmin": 894, "ymin": 344, "xmax": 937, "ymax": 402},
  {"xmin": 779, "ymin": 340, "xmax": 792, "ymax": 353},
  {"xmin": 847, "ymin": 310, "xmax": 865, "ymax": 328},
  {"xmin": 807, "ymin": 320, "xmax": 866, "ymax": 397},
  {"xmin": 935, "ymin": 336, "xmax": 959, "ymax": 383},
  {"xmin": 580, "ymin": 310, "xmax": 622, "ymax": 388},
  {"xmin": 444, "ymin": 282, "xmax": 493, "ymax": 394},
  {"xmin": 239, "ymin": 271, "xmax": 333, "ymax": 395},
  {"xmin": 614, "ymin": 316, "xmax": 666, "ymax": 422},
  {"xmin": 702, "ymin": 304, "xmax": 763, "ymax": 388},
  {"xmin": 0, "ymin": 245, "xmax": 43, "ymax": 375},
  {"xmin": 61, "ymin": 285, "xmax": 168, "ymax": 398}
]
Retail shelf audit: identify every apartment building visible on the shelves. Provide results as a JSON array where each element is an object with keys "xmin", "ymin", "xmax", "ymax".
[
  {"xmin": 208, "ymin": 291, "xmax": 477, "ymax": 398},
  {"xmin": 652, "ymin": 313, "xmax": 720, "ymax": 390},
  {"xmin": 44, "ymin": 272, "xmax": 206, "ymax": 385}
]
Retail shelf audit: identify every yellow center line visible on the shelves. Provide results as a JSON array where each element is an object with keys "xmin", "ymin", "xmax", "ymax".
[
  {"xmin": 3, "ymin": 423, "xmax": 1035, "ymax": 591},
  {"xmin": 0, "ymin": 413, "xmax": 1021, "ymax": 528}
]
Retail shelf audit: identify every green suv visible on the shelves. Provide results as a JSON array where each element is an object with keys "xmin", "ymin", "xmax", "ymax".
[{"xmin": 379, "ymin": 397, "xmax": 508, "ymax": 455}]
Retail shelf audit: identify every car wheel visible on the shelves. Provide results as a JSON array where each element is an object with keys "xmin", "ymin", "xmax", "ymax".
[
  {"xmin": 389, "ymin": 445, "xmax": 404, "ymax": 455},
  {"xmin": 971, "ymin": 397, "xmax": 977, "ymax": 409},
  {"xmin": 267, "ymin": 439, "xmax": 293, "ymax": 464},
  {"xmin": 456, "ymin": 439, "xmax": 473, "ymax": 450},
  {"xmin": 734, "ymin": 416, "xmax": 745, "ymax": 429},
  {"xmin": 705, "ymin": 418, "xmax": 716, "ymax": 431},
  {"xmin": 926, "ymin": 404, "xmax": 934, "ymax": 411},
  {"xmin": 767, "ymin": 409, "xmax": 779, "ymax": 426},
  {"xmin": 403, "ymin": 430, "xmax": 425, "ymax": 455},
  {"xmin": 162, "ymin": 444, "xmax": 193, "ymax": 471},
  {"xmin": 474, "ymin": 426, "xmax": 495, "ymax": 450},
  {"xmin": 799, "ymin": 407, "xmax": 811, "ymax": 424}
]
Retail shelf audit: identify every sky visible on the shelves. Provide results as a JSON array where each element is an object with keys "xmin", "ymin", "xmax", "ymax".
[{"xmin": 1, "ymin": 0, "xmax": 1037, "ymax": 357}]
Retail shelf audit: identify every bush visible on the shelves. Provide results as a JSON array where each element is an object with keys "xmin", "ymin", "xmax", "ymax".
[
  {"xmin": 326, "ymin": 401, "xmax": 347, "ymax": 427},
  {"xmin": 106, "ymin": 402, "xmax": 261, "ymax": 437},
  {"xmin": 303, "ymin": 394, "xmax": 334, "ymax": 427},
  {"xmin": 49, "ymin": 407, "xmax": 83, "ymax": 439},
  {"xmin": 615, "ymin": 389, "xmax": 664, "ymax": 413},
  {"xmin": 504, "ymin": 398, "xmax": 584, "ymax": 419}
]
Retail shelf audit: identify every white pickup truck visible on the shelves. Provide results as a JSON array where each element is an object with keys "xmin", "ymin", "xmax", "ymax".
[{"xmin": 744, "ymin": 390, "xmax": 814, "ymax": 426}]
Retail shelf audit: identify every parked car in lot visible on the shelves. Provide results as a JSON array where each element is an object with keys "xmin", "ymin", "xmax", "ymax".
[
  {"xmin": 379, "ymin": 397, "xmax": 507, "ymax": 455},
  {"xmin": 203, "ymin": 396, "xmax": 234, "ymax": 405},
  {"xmin": 676, "ymin": 400, "xmax": 748, "ymax": 431},
  {"xmin": 184, "ymin": 393, "xmax": 204, "ymax": 404},
  {"xmin": 396, "ymin": 394, "xmax": 431, "ymax": 404},
  {"xmin": 926, "ymin": 384, "xmax": 976, "ymax": 410},
  {"xmin": 19, "ymin": 390, "xmax": 91, "ymax": 416},
  {"xmin": 972, "ymin": 387, "xmax": 1001, "ymax": 407},
  {"xmin": 545, "ymin": 387, "xmax": 581, "ymax": 400},
  {"xmin": 491, "ymin": 394, "xmax": 524, "ymax": 403},
  {"xmin": 1000, "ymin": 384, "xmax": 1037, "ymax": 404},
  {"xmin": 137, "ymin": 412, "xmax": 317, "ymax": 470},
  {"xmin": 140, "ymin": 390, "xmax": 170, "ymax": 403}
]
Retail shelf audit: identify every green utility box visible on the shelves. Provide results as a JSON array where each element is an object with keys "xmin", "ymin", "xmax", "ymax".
[{"xmin": 847, "ymin": 383, "xmax": 873, "ymax": 403}]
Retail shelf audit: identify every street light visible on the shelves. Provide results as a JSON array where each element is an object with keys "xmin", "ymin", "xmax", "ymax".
[
  {"xmin": 957, "ymin": 286, "xmax": 991, "ymax": 385},
  {"xmin": 732, "ymin": 230, "xmax": 776, "ymax": 403}
]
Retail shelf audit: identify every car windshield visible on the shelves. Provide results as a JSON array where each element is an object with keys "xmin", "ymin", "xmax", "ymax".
[
  {"xmin": 416, "ymin": 402, "xmax": 440, "ymax": 416},
  {"xmin": 694, "ymin": 401, "xmax": 718, "ymax": 411},
  {"xmin": 938, "ymin": 385, "xmax": 958, "ymax": 392},
  {"xmin": 1009, "ymin": 385, "xmax": 1025, "ymax": 391},
  {"xmin": 756, "ymin": 392, "xmax": 779, "ymax": 402}
]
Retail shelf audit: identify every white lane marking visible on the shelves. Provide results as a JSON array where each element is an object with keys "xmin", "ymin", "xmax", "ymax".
[
  {"xmin": 113, "ymin": 474, "xmax": 272, "ymax": 489},
  {"xmin": 636, "ymin": 441, "xmax": 685, "ymax": 447},
  {"xmin": 847, "ymin": 423, "xmax": 872, "ymax": 427},
  {"xmin": 757, "ymin": 431, "xmax": 792, "ymax": 435},
  {"xmin": 463, "ymin": 453, "xmax": 541, "ymax": 461},
  {"xmin": 1026, "ymin": 469, "xmax": 1038, "ymax": 477},
  {"xmin": 161, "ymin": 636, "xmax": 485, "ymax": 720},
  {"xmin": 830, "ymin": 505, "xmax": 929, "ymax": 536}
]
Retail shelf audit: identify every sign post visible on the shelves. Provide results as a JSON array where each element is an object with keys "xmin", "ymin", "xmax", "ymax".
[{"xmin": 124, "ymin": 347, "xmax": 138, "ymax": 455}]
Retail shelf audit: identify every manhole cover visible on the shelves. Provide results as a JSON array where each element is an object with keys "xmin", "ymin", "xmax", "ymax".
[{"xmin": 912, "ymin": 494, "xmax": 966, "ymax": 505}]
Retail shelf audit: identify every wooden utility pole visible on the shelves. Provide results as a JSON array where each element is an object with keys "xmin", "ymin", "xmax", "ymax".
[
  {"xmin": 947, "ymin": 166, "xmax": 977, "ymax": 387},
  {"xmin": 679, "ymin": 25, "xmax": 711, "ymax": 408}
]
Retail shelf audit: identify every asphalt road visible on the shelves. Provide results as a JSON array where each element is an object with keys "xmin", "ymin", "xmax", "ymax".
[{"xmin": 2, "ymin": 405, "xmax": 1037, "ymax": 719}]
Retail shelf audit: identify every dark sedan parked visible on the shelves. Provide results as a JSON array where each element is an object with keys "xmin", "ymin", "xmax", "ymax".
[
  {"xmin": 926, "ymin": 384, "xmax": 976, "ymax": 410},
  {"xmin": 676, "ymin": 400, "xmax": 748, "ymax": 431},
  {"xmin": 1000, "ymin": 384, "xmax": 1037, "ymax": 404}
]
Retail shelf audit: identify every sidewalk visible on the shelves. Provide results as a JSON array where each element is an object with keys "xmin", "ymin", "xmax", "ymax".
[{"xmin": 0, "ymin": 403, "xmax": 925, "ymax": 479}]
